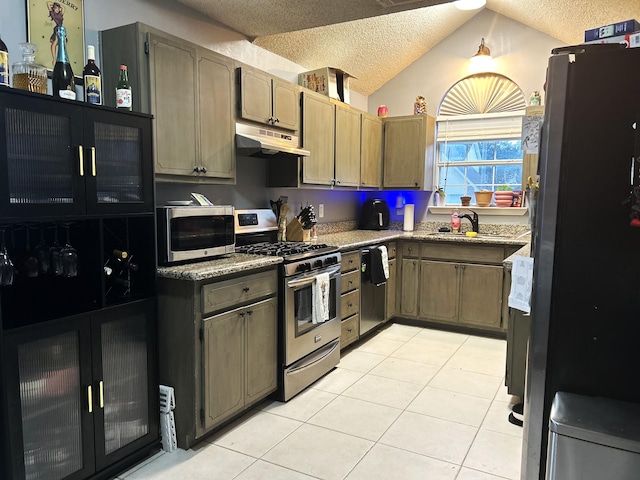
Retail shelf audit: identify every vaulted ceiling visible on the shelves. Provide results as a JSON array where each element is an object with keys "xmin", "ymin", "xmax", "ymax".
[{"xmin": 176, "ymin": 0, "xmax": 640, "ymax": 95}]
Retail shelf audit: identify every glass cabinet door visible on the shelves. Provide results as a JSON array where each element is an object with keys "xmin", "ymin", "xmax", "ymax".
[
  {"xmin": 91, "ymin": 299, "xmax": 158, "ymax": 469},
  {"xmin": 4, "ymin": 316, "xmax": 95, "ymax": 480},
  {"xmin": 83, "ymin": 110, "xmax": 154, "ymax": 215},
  {"xmin": 0, "ymin": 92, "xmax": 85, "ymax": 219}
]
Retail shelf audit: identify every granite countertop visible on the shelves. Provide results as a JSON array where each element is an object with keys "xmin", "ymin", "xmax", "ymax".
[
  {"xmin": 319, "ymin": 229, "xmax": 529, "ymax": 251},
  {"xmin": 503, "ymin": 243, "xmax": 532, "ymax": 270},
  {"xmin": 157, "ymin": 230, "xmax": 531, "ymax": 281},
  {"xmin": 157, "ymin": 254, "xmax": 282, "ymax": 281}
]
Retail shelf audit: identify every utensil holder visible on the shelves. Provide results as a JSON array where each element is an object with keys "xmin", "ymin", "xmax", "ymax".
[{"xmin": 287, "ymin": 219, "xmax": 310, "ymax": 242}]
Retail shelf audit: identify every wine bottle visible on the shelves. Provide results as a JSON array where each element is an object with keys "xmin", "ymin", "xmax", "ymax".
[
  {"xmin": 82, "ymin": 45, "xmax": 102, "ymax": 105},
  {"xmin": 116, "ymin": 64, "xmax": 132, "ymax": 111},
  {"xmin": 52, "ymin": 26, "xmax": 76, "ymax": 100},
  {"xmin": 0, "ymin": 34, "xmax": 9, "ymax": 87}
]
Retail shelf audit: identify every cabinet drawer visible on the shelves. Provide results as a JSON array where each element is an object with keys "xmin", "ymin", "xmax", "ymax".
[
  {"xmin": 341, "ymin": 251, "xmax": 360, "ymax": 272},
  {"xmin": 421, "ymin": 243, "xmax": 505, "ymax": 264},
  {"xmin": 387, "ymin": 242, "xmax": 397, "ymax": 259},
  {"xmin": 341, "ymin": 313, "xmax": 359, "ymax": 349},
  {"xmin": 341, "ymin": 270, "xmax": 360, "ymax": 294},
  {"xmin": 340, "ymin": 289, "xmax": 360, "ymax": 320},
  {"xmin": 402, "ymin": 242, "xmax": 420, "ymax": 258},
  {"xmin": 202, "ymin": 269, "xmax": 277, "ymax": 315}
]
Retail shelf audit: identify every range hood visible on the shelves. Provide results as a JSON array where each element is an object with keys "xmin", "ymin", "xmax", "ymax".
[{"xmin": 236, "ymin": 122, "xmax": 310, "ymax": 158}]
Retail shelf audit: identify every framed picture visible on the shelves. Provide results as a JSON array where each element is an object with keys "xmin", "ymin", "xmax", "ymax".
[{"xmin": 26, "ymin": 0, "xmax": 85, "ymax": 74}]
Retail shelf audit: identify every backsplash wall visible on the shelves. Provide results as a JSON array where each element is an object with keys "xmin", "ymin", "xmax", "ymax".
[{"xmin": 156, "ymin": 155, "xmax": 362, "ymax": 223}]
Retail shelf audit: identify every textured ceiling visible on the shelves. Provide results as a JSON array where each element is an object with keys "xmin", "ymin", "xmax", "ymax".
[{"xmin": 176, "ymin": 0, "xmax": 640, "ymax": 95}]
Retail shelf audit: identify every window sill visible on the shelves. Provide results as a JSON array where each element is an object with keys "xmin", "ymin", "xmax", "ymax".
[{"xmin": 429, "ymin": 206, "xmax": 528, "ymax": 216}]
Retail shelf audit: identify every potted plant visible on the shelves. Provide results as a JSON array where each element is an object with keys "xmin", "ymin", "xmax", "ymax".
[
  {"xmin": 434, "ymin": 187, "xmax": 446, "ymax": 206},
  {"xmin": 495, "ymin": 185, "xmax": 514, "ymax": 207},
  {"xmin": 474, "ymin": 189, "xmax": 494, "ymax": 207}
]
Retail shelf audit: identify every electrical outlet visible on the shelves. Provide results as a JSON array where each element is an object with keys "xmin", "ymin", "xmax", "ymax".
[{"xmin": 318, "ymin": 204, "xmax": 324, "ymax": 218}]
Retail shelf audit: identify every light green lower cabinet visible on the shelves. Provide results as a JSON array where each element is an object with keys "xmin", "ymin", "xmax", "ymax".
[
  {"xmin": 397, "ymin": 241, "xmax": 517, "ymax": 332},
  {"xmin": 419, "ymin": 260, "xmax": 458, "ymax": 322},
  {"xmin": 203, "ymin": 297, "xmax": 277, "ymax": 430},
  {"xmin": 385, "ymin": 258, "xmax": 397, "ymax": 320},
  {"xmin": 203, "ymin": 306, "xmax": 245, "ymax": 429},
  {"xmin": 157, "ymin": 268, "xmax": 278, "ymax": 449},
  {"xmin": 400, "ymin": 258, "xmax": 419, "ymax": 317},
  {"xmin": 458, "ymin": 263, "xmax": 504, "ymax": 328},
  {"xmin": 246, "ymin": 298, "xmax": 278, "ymax": 402}
]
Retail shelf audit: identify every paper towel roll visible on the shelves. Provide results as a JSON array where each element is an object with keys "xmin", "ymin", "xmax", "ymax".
[{"xmin": 403, "ymin": 204, "xmax": 414, "ymax": 231}]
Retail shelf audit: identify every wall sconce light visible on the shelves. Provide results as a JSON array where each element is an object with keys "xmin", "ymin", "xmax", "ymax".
[
  {"xmin": 454, "ymin": 0, "xmax": 486, "ymax": 10},
  {"xmin": 471, "ymin": 37, "xmax": 492, "ymax": 62},
  {"xmin": 468, "ymin": 37, "xmax": 493, "ymax": 73}
]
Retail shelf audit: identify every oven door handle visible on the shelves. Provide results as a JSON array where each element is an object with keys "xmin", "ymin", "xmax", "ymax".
[{"xmin": 287, "ymin": 266, "xmax": 341, "ymax": 288}]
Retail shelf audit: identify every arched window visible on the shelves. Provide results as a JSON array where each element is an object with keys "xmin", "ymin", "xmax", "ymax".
[{"xmin": 436, "ymin": 73, "xmax": 526, "ymax": 205}]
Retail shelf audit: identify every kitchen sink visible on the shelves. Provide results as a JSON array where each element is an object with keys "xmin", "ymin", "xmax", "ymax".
[{"xmin": 426, "ymin": 232, "xmax": 512, "ymax": 240}]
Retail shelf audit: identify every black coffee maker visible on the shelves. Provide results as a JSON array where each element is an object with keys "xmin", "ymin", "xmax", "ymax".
[{"xmin": 360, "ymin": 199, "xmax": 390, "ymax": 230}]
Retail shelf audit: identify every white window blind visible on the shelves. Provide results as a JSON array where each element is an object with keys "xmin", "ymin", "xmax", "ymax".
[{"xmin": 436, "ymin": 111, "xmax": 525, "ymax": 142}]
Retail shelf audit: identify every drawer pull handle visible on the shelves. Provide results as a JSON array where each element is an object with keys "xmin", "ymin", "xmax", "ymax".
[
  {"xmin": 348, "ymin": 303, "xmax": 353, "ymax": 308},
  {"xmin": 246, "ymin": 310, "xmax": 253, "ymax": 315},
  {"xmin": 347, "ymin": 328, "xmax": 353, "ymax": 332},
  {"xmin": 239, "ymin": 312, "xmax": 246, "ymax": 317},
  {"xmin": 348, "ymin": 281, "xmax": 353, "ymax": 285},
  {"xmin": 242, "ymin": 287, "xmax": 250, "ymax": 293},
  {"xmin": 99, "ymin": 381, "xmax": 104, "ymax": 408},
  {"xmin": 87, "ymin": 385, "xmax": 93, "ymax": 413}
]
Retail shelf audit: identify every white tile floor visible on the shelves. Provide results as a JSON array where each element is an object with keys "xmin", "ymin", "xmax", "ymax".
[{"xmin": 118, "ymin": 323, "xmax": 522, "ymax": 480}]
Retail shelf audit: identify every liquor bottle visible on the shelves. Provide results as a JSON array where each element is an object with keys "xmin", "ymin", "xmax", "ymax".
[
  {"xmin": 0, "ymin": 34, "xmax": 8, "ymax": 87},
  {"xmin": 116, "ymin": 64, "xmax": 132, "ymax": 110},
  {"xmin": 82, "ymin": 45, "xmax": 102, "ymax": 105},
  {"xmin": 52, "ymin": 26, "xmax": 76, "ymax": 100},
  {"xmin": 12, "ymin": 43, "xmax": 47, "ymax": 94}
]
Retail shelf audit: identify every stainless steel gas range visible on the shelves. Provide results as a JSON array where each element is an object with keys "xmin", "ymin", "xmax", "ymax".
[{"xmin": 235, "ymin": 209, "xmax": 341, "ymax": 401}]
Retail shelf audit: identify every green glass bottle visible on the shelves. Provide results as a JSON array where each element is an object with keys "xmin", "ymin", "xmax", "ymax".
[
  {"xmin": 116, "ymin": 64, "xmax": 132, "ymax": 111},
  {"xmin": 52, "ymin": 26, "xmax": 76, "ymax": 100}
]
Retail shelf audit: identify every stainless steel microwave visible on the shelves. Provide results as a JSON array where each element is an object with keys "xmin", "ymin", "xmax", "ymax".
[{"xmin": 157, "ymin": 205, "xmax": 235, "ymax": 265}]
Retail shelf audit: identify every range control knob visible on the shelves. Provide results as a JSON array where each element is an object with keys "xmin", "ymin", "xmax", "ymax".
[
  {"xmin": 325, "ymin": 256, "xmax": 337, "ymax": 265},
  {"xmin": 296, "ymin": 262, "xmax": 311, "ymax": 272},
  {"xmin": 314, "ymin": 259, "xmax": 323, "ymax": 268}
]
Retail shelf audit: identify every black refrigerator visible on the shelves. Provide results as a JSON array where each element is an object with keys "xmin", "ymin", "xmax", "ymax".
[{"xmin": 524, "ymin": 44, "xmax": 640, "ymax": 479}]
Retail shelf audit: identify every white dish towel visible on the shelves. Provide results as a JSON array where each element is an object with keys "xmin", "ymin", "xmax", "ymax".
[
  {"xmin": 312, "ymin": 272, "xmax": 330, "ymax": 324},
  {"xmin": 379, "ymin": 246, "xmax": 390, "ymax": 280}
]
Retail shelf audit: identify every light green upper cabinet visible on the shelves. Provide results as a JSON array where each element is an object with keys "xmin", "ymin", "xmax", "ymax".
[
  {"xmin": 100, "ymin": 23, "xmax": 236, "ymax": 183},
  {"xmin": 238, "ymin": 67, "xmax": 300, "ymax": 131},
  {"xmin": 334, "ymin": 101, "xmax": 361, "ymax": 187},
  {"xmin": 301, "ymin": 90, "xmax": 335, "ymax": 186},
  {"xmin": 383, "ymin": 114, "xmax": 435, "ymax": 189},
  {"xmin": 361, "ymin": 112, "xmax": 383, "ymax": 188}
]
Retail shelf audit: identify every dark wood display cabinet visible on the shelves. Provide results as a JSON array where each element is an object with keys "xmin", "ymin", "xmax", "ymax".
[{"xmin": 0, "ymin": 87, "xmax": 159, "ymax": 480}]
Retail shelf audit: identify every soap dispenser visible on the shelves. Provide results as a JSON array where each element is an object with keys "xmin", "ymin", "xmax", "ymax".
[{"xmin": 451, "ymin": 208, "xmax": 461, "ymax": 233}]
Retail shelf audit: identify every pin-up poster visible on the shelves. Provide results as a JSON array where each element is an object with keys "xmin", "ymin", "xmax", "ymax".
[{"xmin": 27, "ymin": 0, "xmax": 84, "ymax": 73}]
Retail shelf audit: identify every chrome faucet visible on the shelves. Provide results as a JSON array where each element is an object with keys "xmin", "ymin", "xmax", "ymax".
[{"xmin": 458, "ymin": 210, "xmax": 479, "ymax": 233}]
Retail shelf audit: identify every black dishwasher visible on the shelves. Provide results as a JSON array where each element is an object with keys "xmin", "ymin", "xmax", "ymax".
[{"xmin": 360, "ymin": 246, "xmax": 387, "ymax": 337}]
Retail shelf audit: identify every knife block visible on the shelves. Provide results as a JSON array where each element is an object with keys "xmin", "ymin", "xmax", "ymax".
[{"xmin": 287, "ymin": 218, "xmax": 310, "ymax": 242}]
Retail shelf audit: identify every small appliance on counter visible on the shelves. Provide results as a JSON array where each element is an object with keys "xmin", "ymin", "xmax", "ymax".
[
  {"xmin": 360, "ymin": 199, "xmax": 390, "ymax": 230},
  {"xmin": 157, "ymin": 204, "xmax": 235, "ymax": 265}
]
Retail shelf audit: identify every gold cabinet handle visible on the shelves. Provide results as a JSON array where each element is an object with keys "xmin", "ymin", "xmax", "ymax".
[
  {"xmin": 99, "ymin": 381, "xmax": 104, "ymax": 408},
  {"xmin": 88, "ymin": 385, "xmax": 93, "ymax": 413},
  {"xmin": 78, "ymin": 146, "xmax": 84, "ymax": 176},
  {"xmin": 91, "ymin": 147, "xmax": 96, "ymax": 177}
]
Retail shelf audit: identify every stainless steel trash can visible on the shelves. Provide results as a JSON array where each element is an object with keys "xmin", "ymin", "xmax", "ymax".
[{"xmin": 546, "ymin": 392, "xmax": 640, "ymax": 479}]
